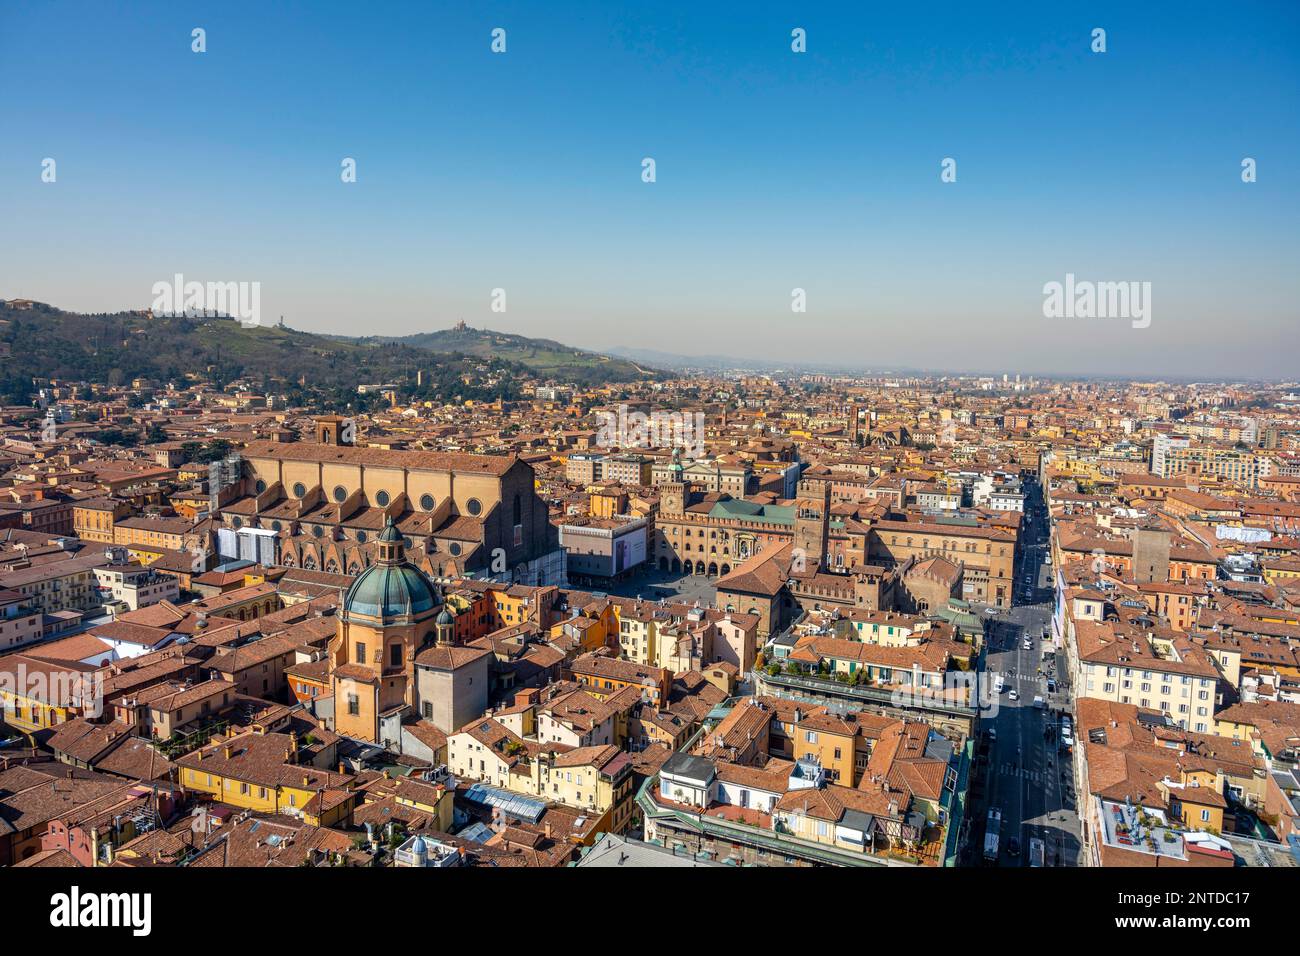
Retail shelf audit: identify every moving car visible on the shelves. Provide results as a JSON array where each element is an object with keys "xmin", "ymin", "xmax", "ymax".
[
  {"xmin": 1008, "ymin": 689, "xmax": 1020, "ymax": 701},
  {"xmin": 1033, "ymin": 695, "xmax": 1046, "ymax": 708}
]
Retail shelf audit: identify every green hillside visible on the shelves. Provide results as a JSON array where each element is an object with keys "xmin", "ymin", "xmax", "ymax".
[
  {"xmin": 342, "ymin": 324, "xmax": 662, "ymax": 385},
  {"xmin": 0, "ymin": 301, "xmax": 529, "ymax": 408}
]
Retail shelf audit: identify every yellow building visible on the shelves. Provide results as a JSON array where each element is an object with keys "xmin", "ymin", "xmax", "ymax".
[
  {"xmin": 72, "ymin": 498, "xmax": 129, "ymax": 544},
  {"xmin": 789, "ymin": 710, "xmax": 870, "ymax": 785},
  {"xmin": 448, "ymin": 717, "xmax": 634, "ymax": 835},
  {"xmin": 112, "ymin": 515, "xmax": 194, "ymax": 551},
  {"xmin": 176, "ymin": 730, "xmax": 356, "ymax": 827},
  {"xmin": 0, "ymin": 655, "xmax": 99, "ymax": 734}
]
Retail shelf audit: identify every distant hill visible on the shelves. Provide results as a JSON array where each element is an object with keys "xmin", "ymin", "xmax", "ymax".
[
  {"xmin": 0, "ymin": 301, "xmax": 532, "ymax": 407},
  {"xmin": 340, "ymin": 324, "xmax": 663, "ymax": 385}
]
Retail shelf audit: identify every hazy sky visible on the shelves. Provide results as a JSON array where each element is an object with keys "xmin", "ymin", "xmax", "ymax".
[{"xmin": 2, "ymin": 1, "xmax": 1298, "ymax": 379}]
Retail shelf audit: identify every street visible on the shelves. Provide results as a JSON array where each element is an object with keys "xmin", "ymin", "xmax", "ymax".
[{"xmin": 966, "ymin": 475, "xmax": 1083, "ymax": 867}]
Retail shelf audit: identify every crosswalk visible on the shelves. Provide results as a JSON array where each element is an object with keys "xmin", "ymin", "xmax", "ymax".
[{"xmin": 999, "ymin": 763, "xmax": 1046, "ymax": 783}]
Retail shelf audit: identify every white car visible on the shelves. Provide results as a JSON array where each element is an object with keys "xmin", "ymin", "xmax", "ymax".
[
  {"xmin": 1008, "ymin": 690, "xmax": 1020, "ymax": 701},
  {"xmin": 984, "ymin": 607, "xmax": 998, "ymax": 615}
]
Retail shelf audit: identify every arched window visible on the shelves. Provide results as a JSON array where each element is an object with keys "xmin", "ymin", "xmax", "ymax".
[{"xmin": 513, "ymin": 494, "xmax": 521, "ymax": 526}]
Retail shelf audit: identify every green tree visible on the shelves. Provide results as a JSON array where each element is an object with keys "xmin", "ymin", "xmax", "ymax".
[{"xmin": 196, "ymin": 439, "xmax": 234, "ymax": 463}]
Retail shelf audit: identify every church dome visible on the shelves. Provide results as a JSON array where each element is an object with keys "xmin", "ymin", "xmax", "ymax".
[
  {"xmin": 436, "ymin": 607, "xmax": 455, "ymax": 627},
  {"xmin": 342, "ymin": 562, "xmax": 442, "ymax": 624}
]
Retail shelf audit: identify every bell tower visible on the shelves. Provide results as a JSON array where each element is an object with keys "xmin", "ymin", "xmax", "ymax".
[
  {"xmin": 793, "ymin": 482, "xmax": 831, "ymax": 571},
  {"xmin": 661, "ymin": 481, "xmax": 689, "ymax": 517},
  {"xmin": 315, "ymin": 415, "xmax": 353, "ymax": 446}
]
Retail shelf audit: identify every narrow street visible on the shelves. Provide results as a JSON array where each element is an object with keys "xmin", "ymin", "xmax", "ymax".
[{"xmin": 966, "ymin": 476, "xmax": 1083, "ymax": 867}]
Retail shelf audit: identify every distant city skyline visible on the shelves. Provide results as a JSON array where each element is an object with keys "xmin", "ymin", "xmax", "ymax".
[{"xmin": 2, "ymin": 1, "xmax": 1297, "ymax": 379}]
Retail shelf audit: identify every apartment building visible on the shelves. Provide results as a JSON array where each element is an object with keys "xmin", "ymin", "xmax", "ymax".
[{"xmin": 1073, "ymin": 621, "xmax": 1220, "ymax": 732}]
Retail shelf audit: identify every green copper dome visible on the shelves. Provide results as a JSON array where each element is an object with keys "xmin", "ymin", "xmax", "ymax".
[{"xmin": 343, "ymin": 562, "xmax": 442, "ymax": 623}]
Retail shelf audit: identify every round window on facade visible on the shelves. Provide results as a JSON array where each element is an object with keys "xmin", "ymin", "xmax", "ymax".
[
  {"xmin": 292, "ymin": 482, "xmax": 306, "ymax": 498},
  {"xmin": 466, "ymin": 498, "xmax": 482, "ymax": 517},
  {"xmin": 271, "ymin": 521, "xmax": 282, "ymax": 532},
  {"xmin": 231, "ymin": 516, "xmax": 242, "ymax": 528},
  {"xmin": 449, "ymin": 542, "xmax": 462, "ymax": 556},
  {"xmin": 254, "ymin": 480, "xmax": 266, "ymax": 494},
  {"xmin": 356, "ymin": 531, "xmax": 367, "ymax": 544},
  {"xmin": 333, "ymin": 486, "xmax": 347, "ymax": 503},
  {"xmin": 420, "ymin": 493, "xmax": 435, "ymax": 512},
  {"xmin": 312, "ymin": 525, "xmax": 323, "ymax": 539},
  {"xmin": 375, "ymin": 490, "xmax": 390, "ymax": 507}
]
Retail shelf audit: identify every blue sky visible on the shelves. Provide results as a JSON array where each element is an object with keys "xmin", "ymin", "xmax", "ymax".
[{"xmin": 2, "ymin": 1, "xmax": 1297, "ymax": 378}]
